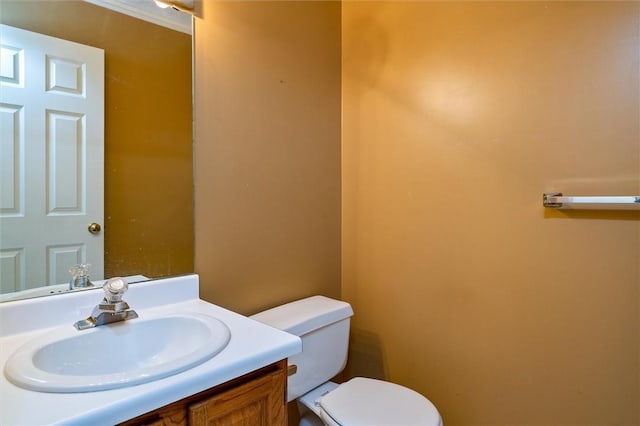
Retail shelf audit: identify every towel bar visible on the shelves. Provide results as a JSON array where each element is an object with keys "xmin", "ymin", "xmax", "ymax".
[{"xmin": 543, "ymin": 193, "xmax": 640, "ymax": 210}]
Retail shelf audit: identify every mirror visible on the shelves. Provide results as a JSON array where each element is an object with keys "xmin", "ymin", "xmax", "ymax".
[{"xmin": 0, "ymin": 0, "xmax": 194, "ymax": 301}]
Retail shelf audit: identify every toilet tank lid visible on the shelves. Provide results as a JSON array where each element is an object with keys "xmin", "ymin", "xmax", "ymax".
[{"xmin": 250, "ymin": 296, "xmax": 354, "ymax": 337}]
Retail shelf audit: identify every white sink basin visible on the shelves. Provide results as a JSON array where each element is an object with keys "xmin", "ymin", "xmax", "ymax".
[{"xmin": 3, "ymin": 313, "xmax": 230, "ymax": 393}]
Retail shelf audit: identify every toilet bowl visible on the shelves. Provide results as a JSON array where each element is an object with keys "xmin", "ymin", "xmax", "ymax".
[{"xmin": 251, "ymin": 296, "xmax": 442, "ymax": 426}]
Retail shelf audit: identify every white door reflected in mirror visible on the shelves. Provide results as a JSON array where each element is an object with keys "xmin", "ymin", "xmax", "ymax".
[{"xmin": 0, "ymin": 24, "xmax": 104, "ymax": 293}]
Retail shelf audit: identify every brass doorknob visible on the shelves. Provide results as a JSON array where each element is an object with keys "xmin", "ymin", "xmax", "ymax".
[{"xmin": 88, "ymin": 223, "xmax": 102, "ymax": 234}]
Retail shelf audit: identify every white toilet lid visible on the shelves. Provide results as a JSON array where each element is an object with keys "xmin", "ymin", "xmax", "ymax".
[{"xmin": 319, "ymin": 377, "xmax": 442, "ymax": 426}]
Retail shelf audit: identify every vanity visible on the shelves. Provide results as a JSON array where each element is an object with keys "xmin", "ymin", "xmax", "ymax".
[
  {"xmin": 120, "ymin": 360, "xmax": 288, "ymax": 425},
  {"xmin": 0, "ymin": 275, "xmax": 301, "ymax": 425}
]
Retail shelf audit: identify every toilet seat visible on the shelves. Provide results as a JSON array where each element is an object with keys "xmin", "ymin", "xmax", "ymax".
[{"xmin": 318, "ymin": 377, "xmax": 442, "ymax": 426}]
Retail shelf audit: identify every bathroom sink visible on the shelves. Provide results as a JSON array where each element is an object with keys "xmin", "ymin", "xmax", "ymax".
[{"xmin": 4, "ymin": 313, "xmax": 231, "ymax": 393}]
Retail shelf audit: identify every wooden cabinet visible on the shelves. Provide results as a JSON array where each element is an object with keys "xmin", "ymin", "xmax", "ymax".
[{"xmin": 119, "ymin": 360, "xmax": 287, "ymax": 426}]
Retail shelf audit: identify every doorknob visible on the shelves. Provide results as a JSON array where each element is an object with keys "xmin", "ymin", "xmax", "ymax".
[{"xmin": 88, "ymin": 223, "xmax": 102, "ymax": 234}]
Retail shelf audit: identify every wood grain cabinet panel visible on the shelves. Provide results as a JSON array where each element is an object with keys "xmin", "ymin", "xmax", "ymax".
[
  {"xmin": 189, "ymin": 364, "xmax": 285, "ymax": 425},
  {"xmin": 119, "ymin": 360, "xmax": 287, "ymax": 426}
]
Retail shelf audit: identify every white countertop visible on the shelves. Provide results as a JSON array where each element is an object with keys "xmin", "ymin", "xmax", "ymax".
[{"xmin": 0, "ymin": 274, "xmax": 302, "ymax": 425}]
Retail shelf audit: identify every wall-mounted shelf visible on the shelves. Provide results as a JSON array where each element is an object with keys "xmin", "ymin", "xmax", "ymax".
[{"xmin": 543, "ymin": 193, "xmax": 640, "ymax": 210}]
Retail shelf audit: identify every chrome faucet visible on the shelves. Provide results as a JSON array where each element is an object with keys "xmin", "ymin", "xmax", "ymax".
[
  {"xmin": 74, "ymin": 277, "xmax": 139, "ymax": 330},
  {"xmin": 69, "ymin": 263, "xmax": 94, "ymax": 290}
]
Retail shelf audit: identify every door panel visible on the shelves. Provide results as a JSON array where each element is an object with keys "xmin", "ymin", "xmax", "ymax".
[{"xmin": 0, "ymin": 24, "xmax": 104, "ymax": 292}]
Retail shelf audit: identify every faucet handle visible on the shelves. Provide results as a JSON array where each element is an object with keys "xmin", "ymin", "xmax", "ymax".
[
  {"xmin": 69, "ymin": 263, "xmax": 91, "ymax": 277},
  {"xmin": 69, "ymin": 263, "xmax": 93, "ymax": 289},
  {"xmin": 75, "ymin": 277, "xmax": 138, "ymax": 329},
  {"xmin": 102, "ymin": 277, "xmax": 129, "ymax": 303}
]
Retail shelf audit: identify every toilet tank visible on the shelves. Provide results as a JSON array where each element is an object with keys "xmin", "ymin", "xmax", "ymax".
[{"xmin": 250, "ymin": 296, "xmax": 354, "ymax": 402}]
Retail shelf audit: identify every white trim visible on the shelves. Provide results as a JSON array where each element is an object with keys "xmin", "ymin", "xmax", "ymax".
[{"xmin": 83, "ymin": 0, "xmax": 192, "ymax": 35}]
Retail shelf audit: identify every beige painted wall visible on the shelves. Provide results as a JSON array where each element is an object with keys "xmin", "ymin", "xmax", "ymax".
[
  {"xmin": 193, "ymin": 1, "xmax": 342, "ymax": 315},
  {"xmin": 343, "ymin": 2, "xmax": 639, "ymax": 425}
]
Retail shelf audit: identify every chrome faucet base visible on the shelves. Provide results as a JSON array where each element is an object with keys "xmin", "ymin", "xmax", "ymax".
[
  {"xmin": 74, "ymin": 310, "xmax": 139, "ymax": 330},
  {"xmin": 73, "ymin": 277, "xmax": 138, "ymax": 330}
]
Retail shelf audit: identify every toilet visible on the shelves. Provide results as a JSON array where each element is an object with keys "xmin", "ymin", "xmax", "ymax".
[{"xmin": 251, "ymin": 295, "xmax": 443, "ymax": 426}]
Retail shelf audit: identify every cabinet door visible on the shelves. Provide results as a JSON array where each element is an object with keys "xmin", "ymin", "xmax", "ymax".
[{"xmin": 188, "ymin": 367, "xmax": 286, "ymax": 426}]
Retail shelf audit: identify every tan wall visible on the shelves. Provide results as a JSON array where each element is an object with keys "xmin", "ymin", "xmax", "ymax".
[
  {"xmin": 343, "ymin": 2, "xmax": 639, "ymax": 425},
  {"xmin": 193, "ymin": 1, "xmax": 342, "ymax": 315},
  {"xmin": 1, "ymin": 1, "xmax": 194, "ymax": 279}
]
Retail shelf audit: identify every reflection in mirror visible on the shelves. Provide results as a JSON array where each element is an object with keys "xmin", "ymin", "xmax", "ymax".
[
  {"xmin": 1, "ymin": 23, "xmax": 106, "ymax": 294},
  {"xmin": 0, "ymin": 0, "xmax": 194, "ymax": 302}
]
